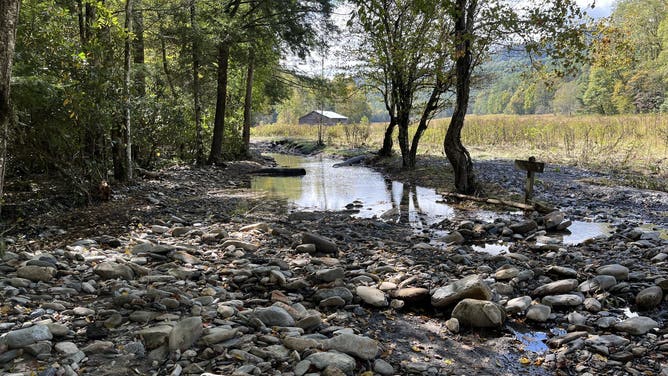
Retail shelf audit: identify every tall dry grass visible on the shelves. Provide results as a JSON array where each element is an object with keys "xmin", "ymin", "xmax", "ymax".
[{"xmin": 252, "ymin": 114, "xmax": 668, "ymax": 175}]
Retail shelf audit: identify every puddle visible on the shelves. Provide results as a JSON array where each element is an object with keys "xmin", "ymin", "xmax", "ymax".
[
  {"xmin": 252, "ymin": 154, "xmax": 457, "ymax": 226},
  {"xmin": 514, "ymin": 330, "xmax": 549, "ymax": 353},
  {"xmin": 559, "ymin": 221, "xmax": 613, "ymax": 245},
  {"xmin": 472, "ymin": 243, "xmax": 509, "ymax": 255}
]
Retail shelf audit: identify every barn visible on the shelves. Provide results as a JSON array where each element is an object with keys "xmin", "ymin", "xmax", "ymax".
[{"xmin": 298, "ymin": 110, "xmax": 348, "ymax": 125}]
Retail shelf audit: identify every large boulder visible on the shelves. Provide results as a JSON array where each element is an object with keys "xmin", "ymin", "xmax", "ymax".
[
  {"xmin": 451, "ymin": 299, "xmax": 506, "ymax": 328},
  {"xmin": 431, "ymin": 275, "xmax": 492, "ymax": 307},
  {"xmin": 635, "ymin": 286, "xmax": 663, "ymax": 311}
]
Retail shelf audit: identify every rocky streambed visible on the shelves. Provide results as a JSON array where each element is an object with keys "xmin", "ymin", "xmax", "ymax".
[{"xmin": 0, "ymin": 157, "xmax": 667, "ymax": 376}]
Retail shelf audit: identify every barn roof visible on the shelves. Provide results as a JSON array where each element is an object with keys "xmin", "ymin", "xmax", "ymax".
[{"xmin": 313, "ymin": 110, "xmax": 348, "ymax": 119}]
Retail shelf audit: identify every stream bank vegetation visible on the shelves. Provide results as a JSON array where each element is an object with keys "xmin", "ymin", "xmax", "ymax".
[{"xmin": 252, "ymin": 113, "xmax": 668, "ymax": 192}]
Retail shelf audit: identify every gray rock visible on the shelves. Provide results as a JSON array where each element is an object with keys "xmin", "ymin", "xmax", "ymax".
[
  {"xmin": 17, "ymin": 265, "xmax": 57, "ymax": 282},
  {"xmin": 313, "ymin": 287, "xmax": 353, "ymax": 304},
  {"xmin": 294, "ymin": 360, "xmax": 311, "ymax": 376},
  {"xmin": 325, "ymin": 333, "xmax": 379, "ymax": 360},
  {"xmin": 315, "ymin": 268, "xmax": 345, "ymax": 282},
  {"xmin": 305, "ymin": 351, "xmax": 356, "ymax": 373},
  {"xmin": 137, "ymin": 325, "xmax": 173, "ymax": 349},
  {"xmin": 151, "ymin": 225, "xmax": 170, "ymax": 234},
  {"xmin": 253, "ymin": 306, "xmax": 296, "ymax": 327},
  {"xmin": 283, "ymin": 336, "xmax": 323, "ymax": 352},
  {"xmin": 431, "ymin": 275, "xmax": 492, "ymax": 307},
  {"xmin": 635, "ymin": 286, "xmax": 663, "ymax": 311},
  {"xmin": 451, "ymin": 299, "xmax": 505, "ymax": 328},
  {"xmin": 542, "ymin": 294, "xmax": 584, "ymax": 307},
  {"xmin": 356, "ymin": 286, "xmax": 388, "ymax": 307},
  {"xmin": 391, "ymin": 288, "xmax": 430, "ymax": 303},
  {"xmin": 494, "ymin": 266, "xmax": 519, "ymax": 280},
  {"xmin": 46, "ymin": 323, "xmax": 68, "ymax": 337},
  {"xmin": 583, "ymin": 297, "xmax": 602, "ymax": 312},
  {"xmin": 132, "ymin": 242, "xmax": 174, "ymax": 254},
  {"xmin": 543, "ymin": 211, "xmax": 565, "ymax": 230},
  {"xmin": 3, "ymin": 325, "xmax": 52, "ymax": 348},
  {"xmin": 510, "ymin": 220, "xmax": 538, "ymax": 234},
  {"xmin": 168, "ymin": 317, "xmax": 202, "ymax": 352},
  {"xmin": 586, "ymin": 334, "xmax": 630, "ymax": 348},
  {"xmin": 221, "ymin": 239, "xmax": 258, "ymax": 251},
  {"xmin": 614, "ymin": 316, "xmax": 659, "ymax": 335},
  {"xmin": 443, "ymin": 231, "xmax": 465, "ymax": 244},
  {"xmin": 93, "ymin": 262, "xmax": 135, "ymax": 280},
  {"xmin": 526, "ymin": 304, "xmax": 551, "ymax": 322},
  {"xmin": 201, "ymin": 328, "xmax": 237, "ymax": 345},
  {"xmin": 81, "ymin": 341, "xmax": 115, "ymax": 354},
  {"xmin": 24, "ymin": 341, "xmax": 52, "ymax": 357},
  {"xmin": 506, "ymin": 296, "xmax": 532, "ymax": 314},
  {"xmin": 295, "ymin": 244, "xmax": 317, "ymax": 254},
  {"xmin": 301, "ymin": 233, "xmax": 338, "ymax": 253},
  {"xmin": 533, "ymin": 279, "xmax": 579, "ymax": 296},
  {"xmin": 374, "ymin": 359, "xmax": 394, "ymax": 376},
  {"xmin": 445, "ymin": 318, "xmax": 460, "ymax": 333},
  {"xmin": 546, "ymin": 266, "xmax": 578, "ymax": 277},
  {"xmin": 579, "ymin": 275, "xmax": 617, "ymax": 293},
  {"xmin": 129, "ymin": 311, "xmax": 158, "ymax": 323},
  {"xmin": 54, "ymin": 341, "xmax": 79, "ymax": 356},
  {"xmin": 597, "ymin": 264, "xmax": 629, "ymax": 281}
]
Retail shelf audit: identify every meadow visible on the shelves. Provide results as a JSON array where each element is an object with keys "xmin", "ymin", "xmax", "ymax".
[{"xmin": 253, "ymin": 114, "xmax": 668, "ymax": 181}]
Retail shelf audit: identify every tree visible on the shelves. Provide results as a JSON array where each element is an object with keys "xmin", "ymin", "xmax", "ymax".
[
  {"xmin": 0, "ymin": 0, "xmax": 21, "ymax": 212},
  {"xmin": 351, "ymin": 0, "xmax": 453, "ymax": 168},
  {"xmin": 443, "ymin": 0, "xmax": 588, "ymax": 194},
  {"xmin": 207, "ymin": 0, "xmax": 333, "ymax": 164}
]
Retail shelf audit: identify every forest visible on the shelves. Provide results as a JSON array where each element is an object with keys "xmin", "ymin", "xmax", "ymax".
[{"xmin": 1, "ymin": 1, "xmax": 668, "ymax": 376}]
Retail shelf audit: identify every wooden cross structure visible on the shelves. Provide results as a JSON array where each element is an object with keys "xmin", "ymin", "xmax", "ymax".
[{"xmin": 514, "ymin": 156, "xmax": 545, "ymax": 204}]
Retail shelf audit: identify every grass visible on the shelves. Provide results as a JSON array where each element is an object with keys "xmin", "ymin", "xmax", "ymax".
[{"xmin": 252, "ymin": 114, "xmax": 668, "ymax": 183}]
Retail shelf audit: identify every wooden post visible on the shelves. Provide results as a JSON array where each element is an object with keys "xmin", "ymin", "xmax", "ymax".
[{"xmin": 514, "ymin": 156, "xmax": 545, "ymax": 204}]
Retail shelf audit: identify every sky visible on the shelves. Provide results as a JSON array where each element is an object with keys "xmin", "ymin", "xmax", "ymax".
[{"xmin": 578, "ymin": 0, "xmax": 615, "ymax": 18}]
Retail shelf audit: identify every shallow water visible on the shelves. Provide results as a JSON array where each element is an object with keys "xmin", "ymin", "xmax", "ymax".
[
  {"xmin": 559, "ymin": 221, "xmax": 614, "ymax": 245},
  {"xmin": 252, "ymin": 154, "xmax": 616, "ymax": 245},
  {"xmin": 252, "ymin": 154, "xmax": 455, "ymax": 227}
]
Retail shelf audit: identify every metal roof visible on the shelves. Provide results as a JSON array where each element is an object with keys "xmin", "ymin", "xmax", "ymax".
[{"xmin": 314, "ymin": 110, "xmax": 348, "ymax": 119}]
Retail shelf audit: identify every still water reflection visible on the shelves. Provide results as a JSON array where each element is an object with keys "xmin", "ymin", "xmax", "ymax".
[{"xmin": 251, "ymin": 154, "xmax": 455, "ymax": 227}]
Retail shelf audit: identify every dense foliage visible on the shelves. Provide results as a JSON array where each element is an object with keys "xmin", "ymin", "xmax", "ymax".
[
  {"xmin": 8, "ymin": 0, "xmax": 331, "ymax": 198},
  {"xmin": 472, "ymin": 0, "xmax": 668, "ymax": 116}
]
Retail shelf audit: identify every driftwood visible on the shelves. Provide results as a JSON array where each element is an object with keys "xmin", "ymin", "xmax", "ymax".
[
  {"xmin": 440, "ymin": 192, "xmax": 538, "ymax": 211},
  {"xmin": 333, "ymin": 155, "xmax": 366, "ymax": 168},
  {"xmin": 250, "ymin": 168, "xmax": 306, "ymax": 176}
]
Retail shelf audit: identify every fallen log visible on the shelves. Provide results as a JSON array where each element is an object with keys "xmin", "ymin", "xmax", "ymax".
[
  {"xmin": 440, "ymin": 192, "xmax": 537, "ymax": 211},
  {"xmin": 333, "ymin": 155, "xmax": 366, "ymax": 168},
  {"xmin": 250, "ymin": 168, "xmax": 306, "ymax": 176}
]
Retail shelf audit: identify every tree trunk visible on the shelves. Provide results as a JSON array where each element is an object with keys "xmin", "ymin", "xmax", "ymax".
[
  {"xmin": 132, "ymin": 0, "xmax": 145, "ymax": 96},
  {"xmin": 191, "ymin": 0, "xmax": 204, "ymax": 165},
  {"xmin": 242, "ymin": 49, "xmax": 255, "ymax": 157},
  {"xmin": 378, "ymin": 116, "xmax": 395, "ymax": 157},
  {"xmin": 123, "ymin": 0, "xmax": 134, "ymax": 181},
  {"xmin": 159, "ymin": 19, "xmax": 177, "ymax": 100},
  {"xmin": 208, "ymin": 40, "xmax": 230, "ymax": 165},
  {"xmin": 396, "ymin": 109, "xmax": 410, "ymax": 169},
  {"xmin": 444, "ymin": 0, "xmax": 477, "ymax": 195},
  {"xmin": 0, "ymin": 0, "xmax": 20, "ymax": 217},
  {"xmin": 409, "ymin": 85, "xmax": 441, "ymax": 168}
]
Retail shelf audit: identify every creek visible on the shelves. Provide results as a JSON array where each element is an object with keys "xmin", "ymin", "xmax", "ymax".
[{"xmin": 251, "ymin": 154, "xmax": 612, "ymax": 247}]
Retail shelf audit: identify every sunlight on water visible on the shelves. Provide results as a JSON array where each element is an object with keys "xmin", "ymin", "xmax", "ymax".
[
  {"xmin": 560, "ymin": 221, "xmax": 613, "ymax": 245},
  {"xmin": 251, "ymin": 154, "xmax": 455, "ymax": 225}
]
